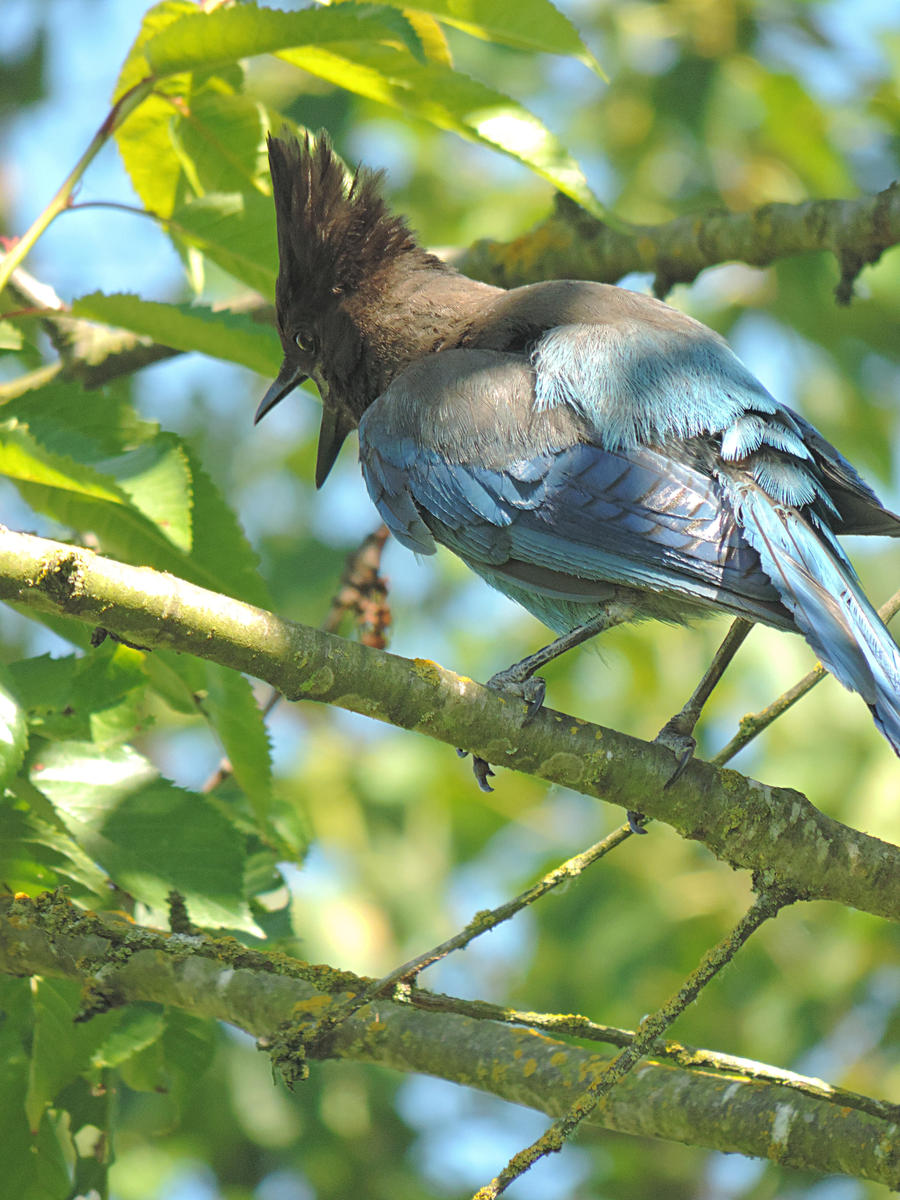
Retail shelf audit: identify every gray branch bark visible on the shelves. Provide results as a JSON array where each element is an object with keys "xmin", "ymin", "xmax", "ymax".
[
  {"xmin": 457, "ymin": 182, "xmax": 900, "ymax": 301},
  {"xmin": 2, "ymin": 895, "xmax": 897, "ymax": 1186},
  {"xmin": 1, "ymin": 525, "xmax": 898, "ymax": 923}
]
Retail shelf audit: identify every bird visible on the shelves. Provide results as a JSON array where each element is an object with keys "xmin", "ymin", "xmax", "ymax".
[{"xmin": 257, "ymin": 130, "xmax": 900, "ymax": 798}]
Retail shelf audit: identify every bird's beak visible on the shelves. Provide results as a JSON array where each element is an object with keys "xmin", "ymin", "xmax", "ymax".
[
  {"xmin": 315, "ymin": 405, "xmax": 355, "ymax": 489},
  {"xmin": 254, "ymin": 359, "xmax": 307, "ymax": 424}
]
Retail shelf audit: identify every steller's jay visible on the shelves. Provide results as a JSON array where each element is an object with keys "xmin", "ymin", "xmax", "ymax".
[{"xmin": 257, "ymin": 132, "xmax": 900, "ymax": 796}]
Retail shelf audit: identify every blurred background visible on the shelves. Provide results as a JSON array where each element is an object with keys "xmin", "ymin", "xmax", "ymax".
[{"xmin": 2, "ymin": 1, "xmax": 900, "ymax": 1197}]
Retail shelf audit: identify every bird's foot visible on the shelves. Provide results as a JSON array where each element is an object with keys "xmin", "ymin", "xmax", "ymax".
[
  {"xmin": 484, "ymin": 667, "xmax": 547, "ymax": 721},
  {"xmin": 654, "ymin": 714, "xmax": 697, "ymax": 788},
  {"xmin": 626, "ymin": 809, "xmax": 648, "ymax": 835},
  {"xmin": 456, "ymin": 748, "xmax": 496, "ymax": 792},
  {"xmin": 456, "ymin": 668, "xmax": 547, "ymax": 792},
  {"xmin": 625, "ymin": 715, "xmax": 697, "ymax": 836}
]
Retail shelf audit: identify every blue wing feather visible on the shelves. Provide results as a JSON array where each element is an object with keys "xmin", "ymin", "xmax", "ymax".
[{"xmin": 358, "ymin": 323, "xmax": 900, "ymax": 753}]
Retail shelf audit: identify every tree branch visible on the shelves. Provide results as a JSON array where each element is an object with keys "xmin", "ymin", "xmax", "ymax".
[
  {"xmin": 1, "ymin": 526, "xmax": 898, "ymax": 921},
  {"xmin": 6, "ymin": 185, "xmax": 898, "ymax": 400},
  {"xmin": 457, "ymin": 183, "xmax": 900, "ymax": 301},
  {"xmin": 2, "ymin": 894, "xmax": 897, "ymax": 1187}
]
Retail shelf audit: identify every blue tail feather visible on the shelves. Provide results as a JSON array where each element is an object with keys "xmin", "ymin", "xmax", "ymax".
[{"xmin": 736, "ymin": 484, "xmax": 900, "ymax": 755}]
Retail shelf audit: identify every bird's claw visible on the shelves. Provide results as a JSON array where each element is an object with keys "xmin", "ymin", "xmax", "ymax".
[
  {"xmin": 485, "ymin": 669, "xmax": 547, "ymax": 721},
  {"xmin": 654, "ymin": 716, "xmax": 697, "ymax": 788},
  {"xmin": 625, "ymin": 717, "xmax": 696, "ymax": 836},
  {"xmin": 626, "ymin": 809, "xmax": 648, "ymax": 835},
  {"xmin": 457, "ymin": 671, "xmax": 546, "ymax": 792},
  {"xmin": 456, "ymin": 748, "xmax": 496, "ymax": 792},
  {"xmin": 472, "ymin": 755, "xmax": 496, "ymax": 792}
]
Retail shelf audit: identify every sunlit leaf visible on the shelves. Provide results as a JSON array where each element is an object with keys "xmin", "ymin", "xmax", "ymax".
[
  {"xmin": 0, "ymin": 800, "xmax": 108, "ymax": 897},
  {"xmin": 92, "ymin": 1005, "xmax": 167, "ymax": 1069},
  {"xmin": 404, "ymin": 0, "xmax": 602, "ymax": 71},
  {"xmin": 31, "ymin": 741, "xmax": 260, "ymax": 933},
  {"xmin": 280, "ymin": 43, "xmax": 604, "ymax": 215},
  {"xmin": 26, "ymin": 978, "xmax": 119, "ymax": 1131},
  {"xmin": 170, "ymin": 191, "xmax": 278, "ymax": 295},
  {"xmin": 113, "ymin": 0, "xmax": 198, "ymax": 216},
  {"xmin": 0, "ymin": 666, "xmax": 28, "ymax": 789},
  {"xmin": 7, "ymin": 645, "xmax": 147, "ymax": 746},
  {"xmin": 200, "ymin": 663, "xmax": 273, "ymax": 825},
  {"xmin": 72, "ymin": 292, "xmax": 282, "ymax": 377},
  {"xmin": 144, "ymin": 3, "xmax": 425, "ymax": 75},
  {"xmin": 0, "ymin": 320, "xmax": 24, "ymax": 351}
]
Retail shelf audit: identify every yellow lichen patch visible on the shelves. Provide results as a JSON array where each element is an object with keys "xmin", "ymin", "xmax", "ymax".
[
  {"xmin": 412, "ymin": 658, "xmax": 443, "ymax": 685},
  {"xmin": 550, "ymin": 1051, "xmax": 568, "ymax": 1068},
  {"xmin": 522, "ymin": 1058, "xmax": 538, "ymax": 1078},
  {"xmin": 292, "ymin": 994, "xmax": 332, "ymax": 1015}
]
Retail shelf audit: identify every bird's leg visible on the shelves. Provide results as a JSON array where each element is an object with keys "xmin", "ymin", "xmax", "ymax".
[
  {"xmin": 656, "ymin": 618, "xmax": 754, "ymax": 780},
  {"xmin": 626, "ymin": 619, "xmax": 754, "ymax": 834},
  {"xmin": 463, "ymin": 602, "xmax": 637, "ymax": 792},
  {"xmin": 486, "ymin": 611, "xmax": 623, "ymax": 717}
]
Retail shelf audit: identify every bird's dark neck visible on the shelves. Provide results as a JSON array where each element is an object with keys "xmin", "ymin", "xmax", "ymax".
[{"xmin": 343, "ymin": 264, "xmax": 504, "ymax": 415}]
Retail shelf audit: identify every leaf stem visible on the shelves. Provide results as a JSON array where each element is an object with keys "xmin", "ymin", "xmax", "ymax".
[{"xmin": 0, "ymin": 76, "xmax": 155, "ymax": 295}]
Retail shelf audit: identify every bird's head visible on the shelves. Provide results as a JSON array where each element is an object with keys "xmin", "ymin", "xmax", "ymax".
[{"xmin": 256, "ymin": 131, "xmax": 449, "ymax": 487}]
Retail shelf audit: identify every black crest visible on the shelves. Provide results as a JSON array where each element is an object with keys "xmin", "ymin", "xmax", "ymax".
[{"xmin": 268, "ymin": 131, "xmax": 442, "ymax": 324}]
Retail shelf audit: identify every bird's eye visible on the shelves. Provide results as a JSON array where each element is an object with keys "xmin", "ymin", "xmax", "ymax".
[{"xmin": 294, "ymin": 331, "xmax": 316, "ymax": 355}]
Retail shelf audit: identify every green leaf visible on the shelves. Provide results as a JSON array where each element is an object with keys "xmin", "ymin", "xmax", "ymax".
[
  {"xmin": 0, "ymin": 982, "xmax": 36, "ymax": 1196},
  {"xmin": 182, "ymin": 445, "xmax": 271, "ymax": 608},
  {"xmin": 0, "ymin": 417, "xmax": 197, "ymax": 568},
  {"xmin": 113, "ymin": 0, "xmax": 198, "ymax": 216},
  {"xmin": 140, "ymin": 650, "xmax": 205, "ymax": 716},
  {"xmin": 117, "ymin": 1035, "xmax": 169, "ymax": 1093},
  {"xmin": 3, "ymin": 388, "xmax": 267, "ymax": 605},
  {"xmin": 3, "ymin": 444, "xmax": 193, "ymax": 587},
  {"xmin": 93, "ymin": 1005, "xmax": 167, "ymax": 1069},
  {"xmin": 406, "ymin": 0, "xmax": 602, "ymax": 71},
  {"xmin": 116, "ymin": 1008, "xmax": 215, "ymax": 1101},
  {"xmin": 168, "ymin": 87, "xmax": 270, "ymax": 196},
  {"xmin": 0, "ymin": 665, "xmax": 28, "ymax": 788},
  {"xmin": 2, "ymin": 379, "xmax": 161, "ymax": 461},
  {"xmin": 96, "ymin": 435, "xmax": 194, "ymax": 554},
  {"xmin": 31, "ymin": 741, "xmax": 260, "ymax": 933},
  {"xmin": 33, "ymin": 1107, "xmax": 77, "ymax": 1198},
  {"xmin": 0, "ymin": 419, "xmax": 129, "ymax": 507},
  {"xmin": 281, "ymin": 43, "xmax": 604, "ymax": 216},
  {"xmin": 0, "ymin": 319, "xmax": 24, "ymax": 350},
  {"xmin": 72, "ymin": 293, "xmax": 282, "ymax": 377},
  {"xmin": 144, "ymin": 3, "xmax": 425, "ymax": 76},
  {"xmin": 200, "ymin": 663, "xmax": 272, "ymax": 824},
  {"xmin": 0, "ymin": 800, "xmax": 109, "ymax": 898},
  {"xmin": 161, "ymin": 1008, "xmax": 216, "ymax": 1100},
  {"xmin": 26, "ymin": 978, "xmax": 120, "ymax": 1131},
  {"xmin": 169, "ymin": 190, "xmax": 278, "ymax": 295},
  {"xmin": 7, "ymin": 645, "xmax": 148, "ymax": 746}
]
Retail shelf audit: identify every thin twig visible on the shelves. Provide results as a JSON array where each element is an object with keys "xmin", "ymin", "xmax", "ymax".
[
  {"xmin": 301, "ymin": 823, "xmax": 635, "ymax": 1058},
  {"xmin": 713, "ymin": 586, "xmax": 900, "ymax": 766},
  {"xmin": 321, "ymin": 524, "xmax": 391, "ymax": 646},
  {"xmin": 371, "ymin": 825, "xmax": 632, "ymax": 993},
  {"xmin": 472, "ymin": 885, "xmax": 795, "ymax": 1199},
  {"xmin": 0, "ymin": 77, "xmax": 156, "ymax": 294},
  {"xmin": 407, "ymin": 991, "xmax": 900, "ymax": 1124}
]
